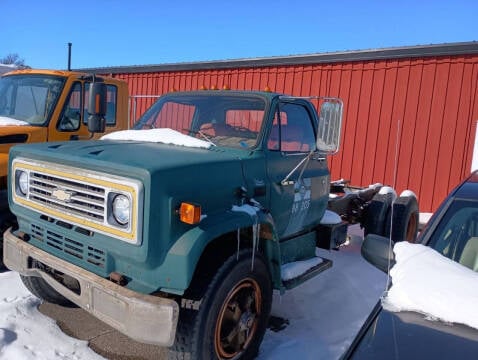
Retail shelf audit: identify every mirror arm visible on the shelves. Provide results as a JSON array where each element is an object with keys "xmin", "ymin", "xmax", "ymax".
[{"xmin": 280, "ymin": 150, "xmax": 314, "ymax": 186}]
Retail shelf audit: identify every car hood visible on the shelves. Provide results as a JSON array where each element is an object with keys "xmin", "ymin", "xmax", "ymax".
[{"xmin": 345, "ymin": 304, "xmax": 478, "ymax": 359}]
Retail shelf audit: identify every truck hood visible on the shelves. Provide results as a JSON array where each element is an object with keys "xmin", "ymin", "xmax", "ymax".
[
  {"xmin": 0, "ymin": 125, "xmax": 47, "ymax": 177},
  {"xmin": 0, "ymin": 125, "xmax": 45, "ymax": 142},
  {"xmin": 11, "ymin": 139, "xmax": 250, "ymax": 175}
]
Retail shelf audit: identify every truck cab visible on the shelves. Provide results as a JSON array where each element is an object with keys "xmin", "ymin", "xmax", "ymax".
[
  {"xmin": 0, "ymin": 69, "xmax": 129, "ymax": 265},
  {"xmin": 0, "ymin": 69, "xmax": 129, "ymax": 179}
]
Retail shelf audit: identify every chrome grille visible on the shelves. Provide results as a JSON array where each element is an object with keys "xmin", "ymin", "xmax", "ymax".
[{"xmin": 28, "ymin": 171, "xmax": 106, "ymax": 222}]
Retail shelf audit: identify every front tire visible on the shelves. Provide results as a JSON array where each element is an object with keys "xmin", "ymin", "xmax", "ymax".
[
  {"xmin": 20, "ymin": 275, "xmax": 73, "ymax": 306},
  {"xmin": 170, "ymin": 249, "xmax": 272, "ymax": 360}
]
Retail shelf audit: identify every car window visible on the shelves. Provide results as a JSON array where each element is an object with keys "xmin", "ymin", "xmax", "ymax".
[
  {"xmin": 83, "ymin": 83, "xmax": 117, "ymax": 126},
  {"xmin": 58, "ymin": 82, "xmax": 81, "ymax": 131},
  {"xmin": 428, "ymin": 199, "xmax": 478, "ymax": 271}
]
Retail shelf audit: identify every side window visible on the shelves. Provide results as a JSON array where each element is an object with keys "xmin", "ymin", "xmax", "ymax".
[
  {"xmin": 83, "ymin": 83, "xmax": 117, "ymax": 126},
  {"xmin": 267, "ymin": 102, "xmax": 316, "ymax": 152},
  {"xmin": 105, "ymin": 85, "xmax": 117, "ymax": 125},
  {"xmin": 429, "ymin": 201, "xmax": 478, "ymax": 271},
  {"xmin": 58, "ymin": 82, "xmax": 81, "ymax": 131}
]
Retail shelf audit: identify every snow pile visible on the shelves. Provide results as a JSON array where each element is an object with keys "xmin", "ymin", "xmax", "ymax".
[
  {"xmin": 0, "ymin": 271, "xmax": 102, "ymax": 360},
  {"xmin": 0, "ymin": 116, "xmax": 29, "ymax": 126},
  {"xmin": 382, "ymin": 242, "xmax": 478, "ymax": 330},
  {"xmin": 101, "ymin": 128, "xmax": 212, "ymax": 149},
  {"xmin": 281, "ymin": 257, "xmax": 323, "ymax": 281}
]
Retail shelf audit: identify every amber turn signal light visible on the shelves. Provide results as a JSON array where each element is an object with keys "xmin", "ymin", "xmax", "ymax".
[{"xmin": 179, "ymin": 202, "xmax": 201, "ymax": 225}]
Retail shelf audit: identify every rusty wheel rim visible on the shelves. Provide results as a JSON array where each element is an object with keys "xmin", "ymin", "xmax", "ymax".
[
  {"xmin": 214, "ymin": 278, "xmax": 262, "ymax": 359},
  {"xmin": 406, "ymin": 212, "xmax": 419, "ymax": 242}
]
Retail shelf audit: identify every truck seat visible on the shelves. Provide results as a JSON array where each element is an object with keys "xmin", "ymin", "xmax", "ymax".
[
  {"xmin": 199, "ymin": 123, "xmax": 231, "ymax": 137},
  {"xmin": 459, "ymin": 237, "xmax": 478, "ymax": 272}
]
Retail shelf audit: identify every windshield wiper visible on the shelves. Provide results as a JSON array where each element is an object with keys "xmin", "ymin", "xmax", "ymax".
[{"xmin": 184, "ymin": 129, "xmax": 217, "ymax": 146}]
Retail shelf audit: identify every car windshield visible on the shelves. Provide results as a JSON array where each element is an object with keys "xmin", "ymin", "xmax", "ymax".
[
  {"xmin": 427, "ymin": 199, "xmax": 478, "ymax": 272},
  {"xmin": 133, "ymin": 93, "xmax": 266, "ymax": 149},
  {"xmin": 0, "ymin": 74, "xmax": 65, "ymax": 126}
]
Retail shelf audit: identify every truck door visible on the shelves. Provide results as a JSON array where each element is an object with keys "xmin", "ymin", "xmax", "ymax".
[
  {"xmin": 265, "ymin": 100, "xmax": 330, "ymax": 239},
  {"xmin": 49, "ymin": 81, "xmax": 119, "ymax": 141}
]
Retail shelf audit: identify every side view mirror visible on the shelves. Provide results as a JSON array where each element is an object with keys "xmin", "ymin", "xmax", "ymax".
[
  {"xmin": 316, "ymin": 97, "xmax": 343, "ymax": 154},
  {"xmin": 361, "ymin": 234, "xmax": 395, "ymax": 273},
  {"xmin": 87, "ymin": 82, "xmax": 107, "ymax": 134}
]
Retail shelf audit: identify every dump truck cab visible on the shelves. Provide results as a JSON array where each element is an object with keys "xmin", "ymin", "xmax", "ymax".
[
  {"xmin": 0, "ymin": 69, "xmax": 129, "ymax": 267},
  {"xmin": 0, "ymin": 69, "xmax": 128, "ymax": 178}
]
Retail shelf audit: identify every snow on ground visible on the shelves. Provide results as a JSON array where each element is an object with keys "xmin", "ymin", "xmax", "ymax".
[
  {"xmin": 0, "ymin": 226, "xmax": 386, "ymax": 360},
  {"xmin": 259, "ymin": 226, "xmax": 386, "ymax": 360},
  {"xmin": 0, "ymin": 273, "xmax": 103, "ymax": 360}
]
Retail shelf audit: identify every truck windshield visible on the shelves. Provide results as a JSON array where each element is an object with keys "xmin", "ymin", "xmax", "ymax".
[
  {"xmin": 133, "ymin": 93, "xmax": 266, "ymax": 149},
  {"xmin": 0, "ymin": 74, "xmax": 65, "ymax": 126}
]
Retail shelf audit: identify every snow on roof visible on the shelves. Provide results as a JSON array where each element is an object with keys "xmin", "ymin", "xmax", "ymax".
[
  {"xmin": 382, "ymin": 242, "xmax": 478, "ymax": 330},
  {"xmin": 100, "ymin": 128, "xmax": 212, "ymax": 149},
  {"xmin": 0, "ymin": 116, "xmax": 29, "ymax": 126}
]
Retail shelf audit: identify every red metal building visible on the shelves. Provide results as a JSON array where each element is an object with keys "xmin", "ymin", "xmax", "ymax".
[{"xmin": 83, "ymin": 42, "xmax": 478, "ymax": 212}]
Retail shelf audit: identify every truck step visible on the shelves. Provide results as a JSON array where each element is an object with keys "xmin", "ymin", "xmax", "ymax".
[{"xmin": 281, "ymin": 257, "xmax": 332, "ymax": 290}]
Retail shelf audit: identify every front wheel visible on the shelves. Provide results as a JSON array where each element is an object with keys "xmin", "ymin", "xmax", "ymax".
[
  {"xmin": 20, "ymin": 275, "xmax": 73, "ymax": 306},
  {"xmin": 169, "ymin": 249, "xmax": 272, "ymax": 360}
]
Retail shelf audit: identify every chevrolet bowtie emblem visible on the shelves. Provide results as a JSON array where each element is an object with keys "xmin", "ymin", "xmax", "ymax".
[{"xmin": 51, "ymin": 188, "xmax": 75, "ymax": 202}]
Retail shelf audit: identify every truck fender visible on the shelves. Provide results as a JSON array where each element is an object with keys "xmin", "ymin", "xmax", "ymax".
[{"xmin": 160, "ymin": 208, "xmax": 282, "ymax": 293}]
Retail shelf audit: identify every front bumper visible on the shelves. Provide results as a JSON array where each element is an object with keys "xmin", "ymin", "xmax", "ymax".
[{"xmin": 3, "ymin": 228, "xmax": 179, "ymax": 346}]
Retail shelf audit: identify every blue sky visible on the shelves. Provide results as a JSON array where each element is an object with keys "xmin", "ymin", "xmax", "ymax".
[{"xmin": 1, "ymin": 0, "xmax": 477, "ymax": 70}]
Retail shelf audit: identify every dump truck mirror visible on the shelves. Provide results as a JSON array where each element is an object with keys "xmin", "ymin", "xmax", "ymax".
[
  {"xmin": 361, "ymin": 234, "xmax": 395, "ymax": 273},
  {"xmin": 316, "ymin": 98, "xmax": 343, "ymax": 154},
  {"xmin": 87, "ymin": 82, "xmax": 107, "ymax": 134}
]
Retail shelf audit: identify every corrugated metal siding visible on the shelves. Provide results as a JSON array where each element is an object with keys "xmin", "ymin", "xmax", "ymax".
[{"xmin": 108, "ymin": 54, "xmax": 478, "ymax": 213}]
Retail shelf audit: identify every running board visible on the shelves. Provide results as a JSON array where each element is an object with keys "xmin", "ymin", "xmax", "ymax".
[{"xmin": 282, "ymin": 258, "xmax": 332, "ymax": 290}]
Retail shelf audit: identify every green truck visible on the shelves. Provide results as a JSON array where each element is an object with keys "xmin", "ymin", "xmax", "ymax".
[{"xmin": 3, "ymin": 89, "xmax": 418, "ymax": 359}]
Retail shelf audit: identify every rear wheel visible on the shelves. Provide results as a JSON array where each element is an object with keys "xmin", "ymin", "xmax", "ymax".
[{"xmin": 169, "ymin": 249, "xmax": 272, "ymax": 360}]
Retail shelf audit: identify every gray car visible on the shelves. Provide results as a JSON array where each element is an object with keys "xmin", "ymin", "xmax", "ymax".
[{"xmin": 343, "ymin": 171, "xmax": 478, "ymax": 359}]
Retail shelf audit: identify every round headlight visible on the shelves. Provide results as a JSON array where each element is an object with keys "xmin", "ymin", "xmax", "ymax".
[
  {"xmin": 18, "ymin": 171, "xmax": 29, "ymax": 195},
  {"xmin": 112, "ymin": 194, "xmax": 130, "ymax": 225}
]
